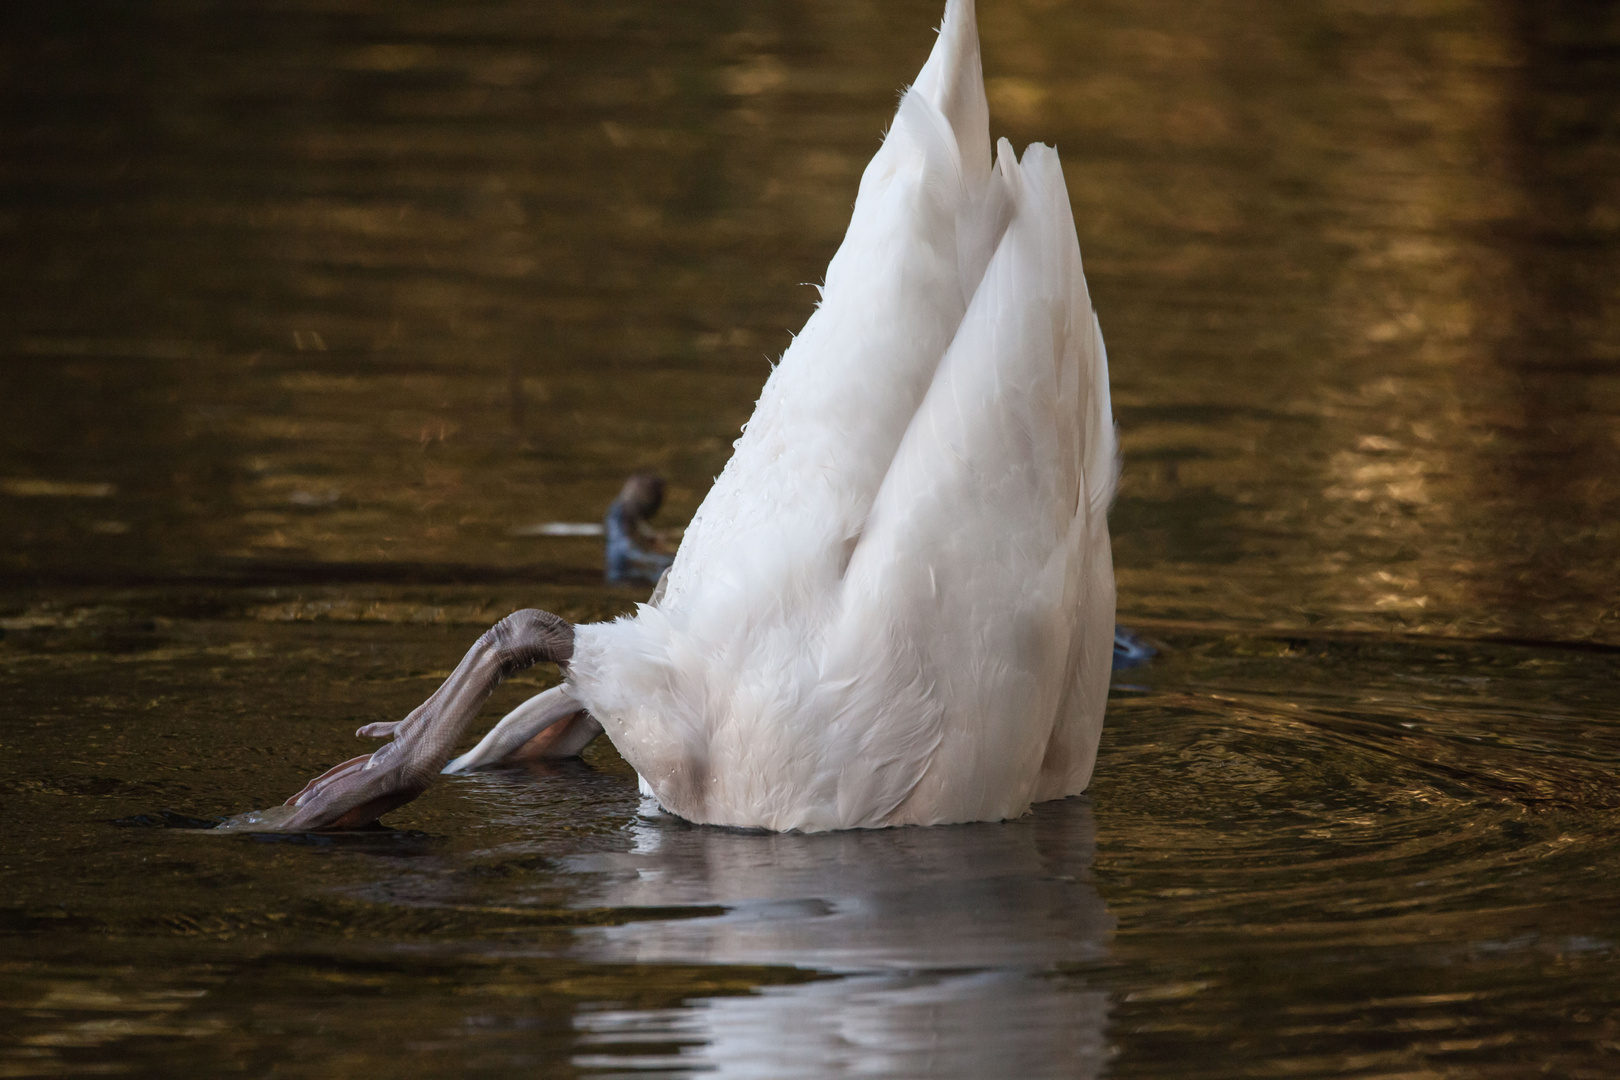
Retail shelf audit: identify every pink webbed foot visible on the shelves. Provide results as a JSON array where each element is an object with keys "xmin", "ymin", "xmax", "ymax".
[{"xmin": 440, "ymin": 684, "xmax": 601, "ymax": 774}]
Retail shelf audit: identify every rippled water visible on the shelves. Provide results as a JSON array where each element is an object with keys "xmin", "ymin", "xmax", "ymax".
[{"xmin": 3, "ymin": 0, "xmax": 1618, "ymax": 1076}]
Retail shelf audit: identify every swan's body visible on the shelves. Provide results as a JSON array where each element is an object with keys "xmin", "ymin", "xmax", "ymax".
[{"xmin": 280, "ymin": 0, "xmax": 1115, "ymax": 834}]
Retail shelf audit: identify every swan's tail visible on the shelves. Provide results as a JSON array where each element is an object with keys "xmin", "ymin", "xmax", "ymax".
[
  {"xmin": 825, "ymin": 141, "xmax": 1116, "ymax": 823},
  {"xmin": 912, "ymin": 0, "xmax": 992, "ymax": 189},
  {"xmin": 638, "ymin": 0, "xmax": 1000, "ymax": 632},
  {"xmin": 570, "ymin": 0, "xmax": 1115, "ymax": 831}
]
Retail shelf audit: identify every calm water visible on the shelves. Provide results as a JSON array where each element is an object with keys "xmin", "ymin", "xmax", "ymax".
[{"xmin": 3, "ymin": 0, "xmax": 1618, "ymax": 1076}]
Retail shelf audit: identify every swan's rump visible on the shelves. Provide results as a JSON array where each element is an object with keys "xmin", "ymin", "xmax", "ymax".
[
  {"xmin": 568, "ymin": 0, "xmax": 1115, "ymax": 831},
  {"xmin": 825, "ymin": 142, "xmax": 1116, "ymax": 828}
]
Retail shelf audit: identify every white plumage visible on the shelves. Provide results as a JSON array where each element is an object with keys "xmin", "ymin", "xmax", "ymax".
[{"xmin": 546, "ymin": 0, "xmax": 1116, "ymax": 831}]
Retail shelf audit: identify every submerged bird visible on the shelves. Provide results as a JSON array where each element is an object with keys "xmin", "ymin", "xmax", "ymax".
[
  {"xmin": 603, "ymin": 471, "xmax": 674, "ymax": 585},
  {"xmin": 277, "ymin": 0, "xmax": 1117, "ymax": 833}
]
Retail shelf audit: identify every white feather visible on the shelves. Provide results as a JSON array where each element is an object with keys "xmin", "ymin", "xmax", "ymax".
[{"xmin": 565, "ymin": 0, "xmax": 1115, "ymax": 831}]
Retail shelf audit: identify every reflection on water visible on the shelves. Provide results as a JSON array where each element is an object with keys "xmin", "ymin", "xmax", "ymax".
[
  {"xmin": 565, "ymin": 805, "xmax": 1110, "ymax": 1077},
  {"xmin": 565, "ymin": 803, "xmax": 1110, "ymax": 970},
  {"xmin": 574, "ymin": 969, "xmax": 1108, "ymax": 1080},
  {"xmin": 2, "ymin": 0, "xmax": 1619, "ymax": 1076}
]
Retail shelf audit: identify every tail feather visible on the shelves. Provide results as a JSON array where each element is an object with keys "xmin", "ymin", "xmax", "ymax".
[
  {"xmin": 912, "ymin": 0, "xmax": 992, "ymax": 184},
  {"xmin": 567, "ymin": 0, "xmax": 1115, "ymax": 831}
]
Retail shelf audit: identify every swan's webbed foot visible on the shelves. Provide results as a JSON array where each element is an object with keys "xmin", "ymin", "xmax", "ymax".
[
  {"xmin": 441, "ymin": 684, "xmax": 601, "ymax": 774},
  {"xmin": 281, "ymin": 751, "xmax": 423, "ymax": 830},
  {"xmin": 280, "ymin": 608, "xmax": 575, "ymax": 829}
]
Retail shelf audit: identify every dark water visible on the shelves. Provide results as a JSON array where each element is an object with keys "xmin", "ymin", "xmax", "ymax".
[{"xmin": 3, "ymin": 0, "xmax": 1618, "ymax": 1076}]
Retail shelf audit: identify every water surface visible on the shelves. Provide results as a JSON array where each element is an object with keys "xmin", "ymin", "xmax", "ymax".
[{"xmin": 3, "ymin": 0, "xmax": 1618, "ymax": 1076}]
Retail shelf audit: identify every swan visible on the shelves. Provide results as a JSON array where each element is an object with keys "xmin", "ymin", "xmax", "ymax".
[{"xmin": 276, "ymin": 0, "xmax": 1117, "ymax": 833}]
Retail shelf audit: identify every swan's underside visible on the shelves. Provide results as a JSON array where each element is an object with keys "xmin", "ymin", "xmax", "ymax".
[{"xmin": 278, "ymin": 0, "xmax": 1115, "ymax": 834}]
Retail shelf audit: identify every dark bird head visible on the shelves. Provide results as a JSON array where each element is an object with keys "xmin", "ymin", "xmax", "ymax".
[{"xmin": 618, "ymin": 470, "xmax": 665, "ymax": 523}]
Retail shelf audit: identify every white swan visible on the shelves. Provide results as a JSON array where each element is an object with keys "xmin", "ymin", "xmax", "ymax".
[{"xmin": 278, "ymin": 0, "xmax": 1116, "ymax": 833}]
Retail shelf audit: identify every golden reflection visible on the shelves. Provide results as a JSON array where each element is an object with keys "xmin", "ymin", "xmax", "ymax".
[{"xmin": 2, "ymin": 4, "xmax": 1618, "ymax": 1068}]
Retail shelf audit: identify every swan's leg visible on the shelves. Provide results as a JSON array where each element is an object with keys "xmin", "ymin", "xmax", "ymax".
[
  {"xmin": 441, "ymin": 684, "xmax": 601, "ymax": 774},
  {"xmin": 280, "ymin": 608, "xmax": 574, "ymax": 829},
  {"xmin": 524, "ymin": 712, "xmax": 604, "ymax": 760}
]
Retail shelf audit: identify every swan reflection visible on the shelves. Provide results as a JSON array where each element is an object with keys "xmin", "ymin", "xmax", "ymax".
[{"xmin": 563, "ymin": 797, "xmax": 1114, "ymax": 1077}]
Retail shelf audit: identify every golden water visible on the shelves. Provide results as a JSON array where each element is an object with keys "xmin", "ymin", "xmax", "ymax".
[{"xmin": 3, "ymin": 0, "xmax": 1617, "ymax": 1075}]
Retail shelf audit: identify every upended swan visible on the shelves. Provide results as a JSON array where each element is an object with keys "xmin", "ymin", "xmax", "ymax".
[{"xmin": 278, "ymin": 0, "xmax": 1117, "ymax": 833}]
